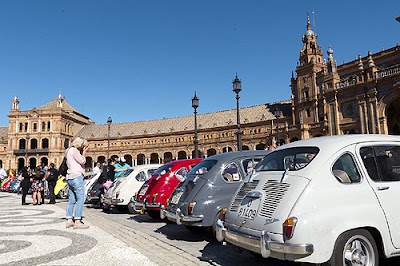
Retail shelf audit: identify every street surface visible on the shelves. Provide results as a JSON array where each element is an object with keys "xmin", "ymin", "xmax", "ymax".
[{"xmin": 1, "ymin": 192, "xmax": 400, "ymax": 265}]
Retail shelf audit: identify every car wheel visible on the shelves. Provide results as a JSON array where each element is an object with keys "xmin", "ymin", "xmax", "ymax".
[
  {"xmin": 128, "ymin": 203, "xmax": 138, "ymax": 214},
  {"xmin": 327, "ymin": 229, "xmax": 378, "ymax": 266},
  {"xmin": 212, "ymin": 210, "xmax": 225, "ymax": 242},
  {"xmin": 184, "ymin": 225, "xmax": 207, "ymax": 233},
  {"xmin": 147, "ymin": 210, "xmax": 161, "ymax": 219}
]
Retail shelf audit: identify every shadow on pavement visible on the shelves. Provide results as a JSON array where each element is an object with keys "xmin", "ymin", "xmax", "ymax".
[
  {"xmin": 155, "ymin": 223, "xmax": 213, "ymax": 242},
  {"xmin": 127, "ymin": 214, "xmax": 171, "ymax": 224}
]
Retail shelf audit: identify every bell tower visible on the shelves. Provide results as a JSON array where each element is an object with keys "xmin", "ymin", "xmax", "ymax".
[
  {"xmin": 12, "ymin": 94, "xmax": 19, "ymax": 110},
  {"xmin": 291, "ymin": 14, "xmax": 324, "ymax": 126}
]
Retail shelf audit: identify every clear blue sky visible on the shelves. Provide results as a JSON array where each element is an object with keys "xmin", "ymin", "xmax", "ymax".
[{"xmin": 0, "ymin": 0, "xmax": 398, "ymax": 127}]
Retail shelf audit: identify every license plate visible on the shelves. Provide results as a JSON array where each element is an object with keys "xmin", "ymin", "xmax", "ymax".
[
  {"xmin": 238, "ymin": 197, "xmax": 260, "ymax": 220},
  {"xmin": 170, "ymin": 190, "xmax": 183, "ymax": 204},
  {"xmin": 139, "ymin": 185, "xmax": 149, "ymax": 196}
]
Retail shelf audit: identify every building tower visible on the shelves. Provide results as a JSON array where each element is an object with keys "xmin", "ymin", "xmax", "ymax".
[{"xmin": 12, "ymin": 94, "xmax": 19, "ymax": 110}]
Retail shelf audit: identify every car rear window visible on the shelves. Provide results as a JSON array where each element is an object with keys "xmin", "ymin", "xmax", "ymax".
[
  {"xmin": 121, "ymin": 168, "xmax": 134, "ymax": 177},
  {"xmin": 188, "ymin": 160, "xmax": 217, "ymax": 175},
  {"xmin": 154, "ymin": 164, "xmax": 174, "ymax": 176},
  {"xmin": 256, "ymin": 147, "xmax": 319, "ymax": 171}
]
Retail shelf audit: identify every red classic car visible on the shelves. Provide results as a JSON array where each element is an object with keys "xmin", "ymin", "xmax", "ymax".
[{"xmin": 133, "ymin": 159, "xmax": 202, "ymax": 219}]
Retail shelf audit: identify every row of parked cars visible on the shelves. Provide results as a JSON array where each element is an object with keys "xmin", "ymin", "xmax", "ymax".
[{"xmin": 84, "ymin": 135, "xmax": 400, "ymax": 265}]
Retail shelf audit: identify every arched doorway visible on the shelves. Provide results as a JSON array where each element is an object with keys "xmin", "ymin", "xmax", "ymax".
[
  {"xmin": 164, "ymin": 152, "xmax": 173, "ymax": 163},
  {"xmin": 222, "ymin": 146, "xmax": 232, "ymax": 153},
  {"xmin": 178, "ymin": 151, "xmax": 187, "ymax": 160},
  {"xmin": 137, "ymin": 154, "xmax": 145, "ymax": 165},
  {"xmin": 17, "ymin": 158, "xmax": 25, "ymax": 171},
  {"xmin": 98, "ymin": 156, "xmax": 106, "ymax": 164},
  {"xmin": 290, "ymin": 137, "xmax": 300, "ymax": 142},
  {"xmin": 387, "ymin": 101, "xmax": 400, "ymax": 135},
  {"xmin": 40, "ymin": 157, "xmax": 48, "ymax": 167},
  {"xmin": 19, "ymin": 139, "xmax": 26, "ymax": 150},
  {"xmin": 85, "ymin": 157, "xmax": 93, "ymax": 170},
  {"xmin": 124, "ymin": 155, "xmax": 133, "ymax": 166},
  {"xmin": 42, "ymin": 138, "xmax": 49, "ymax": 149},
  {"xmin": 256, "ymin": 143, "xmax": 266, "ymax": 150},
  {"xmin": 150, "ymin": 153, "xmax": 159, "ymax": 164},
  {"xmin": 191, "ymin": 150, "xmax": 204, "ymax": 159},
  {"xmin": 207, "ymin": 149, "xmax": 216, "ymax": 157},
  {"xmin": 31, "ymin": 139, "xmax": 38, "ymax": 149},
  {"xmin": 29, "ymin": 158, "xmax": 37, "ymax": 169},
  {"xmin": 242, "ymin": 145, "xmax": 250, "ymax": 150}
]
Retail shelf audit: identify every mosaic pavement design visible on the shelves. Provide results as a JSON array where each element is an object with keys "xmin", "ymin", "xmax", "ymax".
[{"xmin": 0, "ymin": 193, "xmax": 155, "ymax": 265}]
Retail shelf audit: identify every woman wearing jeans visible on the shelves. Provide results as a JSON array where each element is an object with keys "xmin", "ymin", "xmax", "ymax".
[{"xmin": 65, "ymin": 137, "xmax": 90, "ymax": 229}]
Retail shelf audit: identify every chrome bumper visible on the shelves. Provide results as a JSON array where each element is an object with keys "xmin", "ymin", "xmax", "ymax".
[
  {"xmin": 104, "ymin": 197, "xmax": 124, "ymax": 205},
  {"xmin": 216, "ymin": 220, "xmax": 314, "ymax": 258},
  {"xmin": 163, "ymin": 207, "xmax": 204, "ymax": 225}
]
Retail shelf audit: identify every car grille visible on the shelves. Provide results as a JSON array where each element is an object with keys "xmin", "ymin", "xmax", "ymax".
[
  {"xmin": 258, "ymin": 180, "xmax": 290, "ymax": 218},
  {"xmin": 230, "ymin": 180, "xmax": 260, "ymax": 212},
  {"xmin": 167, "ymin": 181, "xmax": 196, "ymax": 212}
]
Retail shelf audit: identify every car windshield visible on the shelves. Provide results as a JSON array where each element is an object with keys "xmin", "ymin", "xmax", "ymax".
[
  {"xmin": 121, "ymin": 168, "xmax": 134, "ymax": 177},
  {"xmin": 256, "ymin": 147, "xmax": 319, "ymax": 171},
  {"xmin": 154, "ymin": 165, "xmax": 174, "ymax": 176},
  {"xmin": 188, "ymin": 160, "xmax": 217, "ymax": 175}
]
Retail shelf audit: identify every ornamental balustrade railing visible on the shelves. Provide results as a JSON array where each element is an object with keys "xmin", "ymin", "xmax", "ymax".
[
  {"xmin": 376, "ymin": 65, "xmax": 400, "ymax": 79},
  {"xmin": 335, "ymin": 79, "xmax": 357, "ymax": 89}
]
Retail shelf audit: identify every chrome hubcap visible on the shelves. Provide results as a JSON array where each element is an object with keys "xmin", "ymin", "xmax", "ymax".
[{"xmin": 343, "ymin": 235, "xmax": 374, "ymax": 266}]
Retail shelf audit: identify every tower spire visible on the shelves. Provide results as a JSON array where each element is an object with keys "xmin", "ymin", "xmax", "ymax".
[{"xmin": 12, "ymin": 93, "xmax": 19, "ymax": 110}]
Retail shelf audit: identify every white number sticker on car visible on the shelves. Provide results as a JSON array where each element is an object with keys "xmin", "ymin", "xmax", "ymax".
[
  {"xmin": 139, "ymin": 185, "xmax": 149, "ymax": 196},
  {"xmin": 237, "ymin": 197, "xmax": 261, "ymax": 220}
]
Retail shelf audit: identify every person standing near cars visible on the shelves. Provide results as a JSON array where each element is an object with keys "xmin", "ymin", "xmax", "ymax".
[
  {"xmin": 65, "ymin": 137, "xmax": 89, "ymax": 229},
  {"xmin": 20, "ymin": 166, "xmax": 32, "ymax": 205},
  {"xmin": 0, "ymin": 165, "xmax": 6, "ymax": 181},
  {"xmin": 31, "ymin": 166, "xmax": 44, "ymax": 205},
  {"xmin": 46, "ymin": 163, "xmax": 59, "ymax": 204},
  {"xmin": 93, "ymin": 162, "xmax": 101, "ymax": 176},
  {"xmin": 114, "ymin": 157, "xmax": 130, "ymax": 179}
]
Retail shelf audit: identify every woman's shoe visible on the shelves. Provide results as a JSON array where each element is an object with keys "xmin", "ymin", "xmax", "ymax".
[
  {"xmin": 66, "ymin": 223, "xmax": 74, "ymax": 228},
  {"xmin": 73, "ymin": 223, "xmax": 90, "ymax": 229}
]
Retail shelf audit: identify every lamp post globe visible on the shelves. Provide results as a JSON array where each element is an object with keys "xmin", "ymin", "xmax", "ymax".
[
  {"xmin": 232, "ymin": 73, "xmax": 242, "ymax": 151},
  {"xmin": 192, "ymin": 92, "xmax": 199, "ymax": 159}
]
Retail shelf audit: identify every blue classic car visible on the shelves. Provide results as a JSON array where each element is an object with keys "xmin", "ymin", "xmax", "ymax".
[{"xmin": 163, "ymin": 150, "xmax": 270, "ymax": 237}]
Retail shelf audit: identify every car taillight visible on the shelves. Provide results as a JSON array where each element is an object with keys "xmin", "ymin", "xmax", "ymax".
[
  {"xmin": 220, "ymin": 208, "xmax": 227, "ymax": 221},
  {"xmin": 152, "ymin": 193, "xmax": 158, "ymax": 202},
  {"xmin": 283, "ymin": 217, "xmax": 297, "ymax": 241},
  {"xmin": 116, "ymin": 192, "xmax": 119, "ymax": 198},
  {"xmin": 188, "ymin": 202, "xmax": 196, "ymax": 215}
]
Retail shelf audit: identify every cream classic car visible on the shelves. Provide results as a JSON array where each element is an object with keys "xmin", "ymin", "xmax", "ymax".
[
  {"xmin": 217, "ymin": 135, "xmax": 400, "ymax": 265},
  {"xmin": 104, "ymin": 164, "xmax": 161, "ymax": 212}
]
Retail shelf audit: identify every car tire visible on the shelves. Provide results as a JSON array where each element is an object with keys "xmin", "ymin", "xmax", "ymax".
[
  {"xmin": 184, "ymin": 225, "xmax": 207, "ymax": 233},
  {"xmin": 128, "ymin": 203, "xmax": 138, "ymax": 214},
  {"xmin": 147, "ymin": 210, "xmax": 161, "ymax": 219},
  {"xmin": 326, "ymin": 229, "xmax": 378, "ymax": 266},
  {"xmin": 211, "ymin": 210, "xmax": 224, "ymax": 242}
]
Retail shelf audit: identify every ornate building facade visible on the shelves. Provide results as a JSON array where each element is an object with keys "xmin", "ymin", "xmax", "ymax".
[{"xmin": 0, "ymin": 17, "xmax": 399, "ymax": 171}]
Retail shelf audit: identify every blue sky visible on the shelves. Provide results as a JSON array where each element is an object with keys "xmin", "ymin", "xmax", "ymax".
[{"xmin": 0, "ymin": 0, "xmax": 398, "ymax": 127}]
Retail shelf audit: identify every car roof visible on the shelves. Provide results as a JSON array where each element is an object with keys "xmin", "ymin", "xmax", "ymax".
[
  {"xmin": 164, "ymin": 159, "xmax": 203, "ymax": 167},
  {"xmin": 132, "ymin": 164, "xmax": 163, "ymax": 171},
  {"xmin": 203, "ymin": 150, "xmax": 271, "ymax": 162}
]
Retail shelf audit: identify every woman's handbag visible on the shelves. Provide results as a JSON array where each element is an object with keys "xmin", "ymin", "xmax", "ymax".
[{"xmin": 59, "ymin": 149, "xmax": 70, "ymax": 176}]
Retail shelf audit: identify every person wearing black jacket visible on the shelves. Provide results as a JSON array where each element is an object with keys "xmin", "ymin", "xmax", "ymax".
[
  {"xmin": 20, "ymin": 166, "xmax": 32, "ymax": 205},
  {"xmin": 46, "ymin": 163, "xmax": 59, "ymax": 204}
]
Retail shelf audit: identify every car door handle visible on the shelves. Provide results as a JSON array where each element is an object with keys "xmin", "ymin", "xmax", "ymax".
[{"xmin": 377, "ymin": 186, "xmax": 390, "ymax": 191}]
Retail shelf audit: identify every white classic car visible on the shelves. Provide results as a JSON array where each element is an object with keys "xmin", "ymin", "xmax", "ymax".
[
  {"xmin": 104, "ymin": 164, "xmax": 162, "ymax": 212},
  {"xmin": 216, "ymin": 135, "xmax": 400, "ymax": 265}
]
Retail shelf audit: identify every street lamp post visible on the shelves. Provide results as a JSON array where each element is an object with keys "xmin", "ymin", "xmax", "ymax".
[
  {"xmin": 25, "ymin": 134, "xmax": 30, "ymax": 167},
  {"xmin": 274, "ymin": 108, "xmax": 281, "ymax": 147},
  {"xmin": 232, "ymin": 73, "xmax": 242, "ymax": 151},
  {"xmin": 192, "ymin": 92, "xmax": 199, "ymax": 159},
  {"xmin": 107, "ymin": 117, "xmax": 112, "ymax": 161}
]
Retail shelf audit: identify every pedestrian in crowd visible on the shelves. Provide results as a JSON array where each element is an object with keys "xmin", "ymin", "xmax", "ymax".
[
  {"xmin": 100, "ymin": 159, "xmax": 115, "ymax": 191},
  {"xmin": 0, "ymin": 165, "xmax": 7, "ymax": 181},
  {"xmin": 114, "ymin": 157, "xmax": 129, "ymax": 179},
  {"xmin": 93, "ymin": 162, "xmax": 101, "ymax": 176},
  {"xmin": 65, "ymin": 137, "xmax": 89, "ymax": 229},
  {"xmin": 31, "ymin": 166, "xmax": 44, "ymax": 205},
  {"xmin": 46, "ymin": 163, "xmax": 59, "ymax": 204},
  {"xmin": 20, "ymin": 166, "xmax": 32, "ymax": 205},
  {"xmin": 41, "ymin": 166, "xmax": 48, "ymax": 204}
]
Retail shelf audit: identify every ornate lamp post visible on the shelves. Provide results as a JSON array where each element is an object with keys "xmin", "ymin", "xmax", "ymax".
[
  {"xmin": 274, "ymin": 108, "xmax": 282, "ymax": 147},
  {"xmin": 107, "ymin": 117, "xmax": 112, "ymax": 161},
  {"xmin": 232, "ymin": 73, "xmax": 242, "ymax": 151},
  {"xmin": 192, "ymin": 92, "xmax": 199, "ymax": 159}
]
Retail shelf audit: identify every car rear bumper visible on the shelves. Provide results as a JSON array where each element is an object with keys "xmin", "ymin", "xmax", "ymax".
[
  {"xmin": 216, "ymin": 220, "xmax": 314, "ymax": 258},
  {"xmin": 163, "ymin": 207, "xmax": 204, "ymax": 225},
  {"xmin": 104, "ymin": 197, "xmax": 124, "ymax": 205}
]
